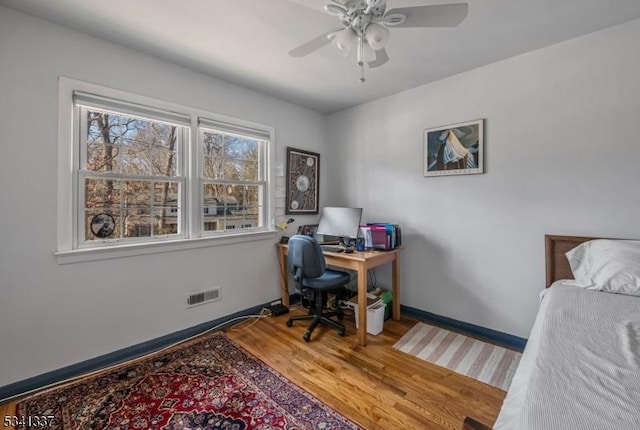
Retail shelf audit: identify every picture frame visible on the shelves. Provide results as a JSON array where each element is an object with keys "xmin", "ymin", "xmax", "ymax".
[
  {"xmin": 424, "ymin": 119, "xmax": 484, "ymax": 177},
  {"xmin": 296, "ymin": 224, "xmax": 318, "ymax": 238},
  {"xmin": 285, "ymin": 147, "xmax": 320, "ymax": 214}
]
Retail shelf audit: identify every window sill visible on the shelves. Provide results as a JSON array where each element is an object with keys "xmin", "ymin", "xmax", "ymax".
[{"xmin": 55, "ymin": 230, "xmax": 278, "ymax": 264}]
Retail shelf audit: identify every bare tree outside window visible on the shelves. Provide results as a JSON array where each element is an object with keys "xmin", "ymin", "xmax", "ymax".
[
  {"xmin": 64, "ymin": 81, "xmax": 272, "ymax": 253},
  {"xmin": 83, "ymin": 110, "xmax": 181, "ymax": 241},
  {"xmin": 201, "ymin": 130, "xmax": 264, "ymax": 232}
]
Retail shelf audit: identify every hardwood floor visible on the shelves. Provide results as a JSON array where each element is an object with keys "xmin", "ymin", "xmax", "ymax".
[
  {"xmin": 227, "ymin": 309, "xmax": 504, "ymax": 429},
  {"xmin": 0, "ymin": 310, "xmax": 505, "ymax": 429},
  {"xmin": 0, "ymin": 402, "xmax": 15, "ymax": 430}
]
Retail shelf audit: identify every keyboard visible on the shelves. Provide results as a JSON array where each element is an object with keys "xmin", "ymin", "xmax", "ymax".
[{"xmin": 321, "ymin": 246, "xmax": 344, "ymax": 253}]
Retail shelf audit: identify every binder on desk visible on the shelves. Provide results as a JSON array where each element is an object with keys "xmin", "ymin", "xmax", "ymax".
[
  {"xmin": 366, "ymin": 223, "xmax": 401, "ymax": 249},
  {"xmin": 359, "ymin": 225, "xmax": 388, "ymax": 250}
]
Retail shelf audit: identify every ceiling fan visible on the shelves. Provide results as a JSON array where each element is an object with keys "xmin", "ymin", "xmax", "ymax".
[{"xmin": 289, "ymin": 0, "xmax": 469, "ymax": 82}]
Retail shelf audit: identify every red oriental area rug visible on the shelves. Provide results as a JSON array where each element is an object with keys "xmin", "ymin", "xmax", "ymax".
[{"xmin": 16, "ymin": 332, "xmax": 360, "ymax": 430}]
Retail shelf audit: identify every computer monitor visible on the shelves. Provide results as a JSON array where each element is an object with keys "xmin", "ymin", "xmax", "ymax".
[{"xmin": 316, "ymin": 207, "xmax": 363, "ymax": 244}]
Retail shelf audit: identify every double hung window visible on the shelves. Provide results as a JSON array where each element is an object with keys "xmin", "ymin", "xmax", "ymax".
[
  {"xmin": 199, "ymin": 121, "xmax": 268, "ymax": 235},
  {"xmin": 58, "ymin": 78, "xmax": 273, "ymax": 262},
  {"xmin": 77, "ymin": 94, "xmax": 188, "ymax": 245}
]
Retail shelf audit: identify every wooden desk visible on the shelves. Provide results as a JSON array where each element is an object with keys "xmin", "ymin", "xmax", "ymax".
[{"xmin": 276, "ymin": 244, "xmax": 401, "ymax": 346}]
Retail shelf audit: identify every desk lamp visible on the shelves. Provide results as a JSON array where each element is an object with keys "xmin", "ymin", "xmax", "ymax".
[{"xmin": 277, "ymin": 218, "xmax": 295, "ymax": 243}]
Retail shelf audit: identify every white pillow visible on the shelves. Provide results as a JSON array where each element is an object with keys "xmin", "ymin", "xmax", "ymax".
[{"xmin": 566, "ymin": 239, "xmax": 640, "ymax": 296}]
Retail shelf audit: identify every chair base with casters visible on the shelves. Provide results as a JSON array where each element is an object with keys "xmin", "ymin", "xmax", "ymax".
[
  {"xmin": 286, "ymin": 288, "xmax": 346, "ymax": 342},
  {"xmin": 285, "ymin": 235, "xmax": 352, "ymax": 342}
]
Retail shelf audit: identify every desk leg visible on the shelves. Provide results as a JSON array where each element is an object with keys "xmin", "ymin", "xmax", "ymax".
[
  {"xmin": 277, "ymin": 247, "xmax": 289, "ymax": 307},
  {"xmin": 357, "ymin": 263, "xmax": 368, "ymax": 346},
  {"xmin": 392, "ymin": 254, "xmax": 400, "ymax": 321}
]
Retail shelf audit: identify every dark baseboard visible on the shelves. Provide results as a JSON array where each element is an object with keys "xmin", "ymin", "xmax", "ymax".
[
  {"xmin": 0, "ymin": 298, "xmax": 285, "ymax": 403},
  {"xmin": 1, "ymin": 298, "xmax": 525, "ymax": 403},
  {"xmin": 401, "ymin": 305, "xmax": 527, "ymax": 352}
]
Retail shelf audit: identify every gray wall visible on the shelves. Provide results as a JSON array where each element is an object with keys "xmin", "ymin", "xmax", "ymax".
[
  {"xmin": 3, "ymin": 4, "xmax": 640, "ymax": 388},
  {"xmin": 325, "ymin": 18, "xmax": 640, "ymax": 338},
  {"xmin": 0, "ymin": 7, "xmax": 328, "ymax": 386}
]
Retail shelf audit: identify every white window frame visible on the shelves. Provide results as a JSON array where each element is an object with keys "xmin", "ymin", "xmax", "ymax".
[
  {"xmin": 198, "ymin": 122, "xmax": 269, "ymax": 236},
  {"xmin": 56, "ymin": 77, "xmax": 276, "ymax": 264},
  {"xmin": 75, "ymin": 102, "xmax": 189, "ymax": 248}
]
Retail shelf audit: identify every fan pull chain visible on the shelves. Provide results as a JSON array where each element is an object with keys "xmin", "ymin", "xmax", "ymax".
[{"xmin": 360, "ymin": 64, "xmax": 366, "ymax": 83}]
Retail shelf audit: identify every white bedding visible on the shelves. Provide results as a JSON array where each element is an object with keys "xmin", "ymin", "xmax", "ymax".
[{"xmin": 494, "ymin": 281, "xmax": 640, "ymax": 430}]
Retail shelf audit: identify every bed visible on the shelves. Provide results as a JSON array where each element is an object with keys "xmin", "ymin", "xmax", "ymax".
[{"xmin": 464, "ymin": 235, "xmax": 640, "ymax": 430}]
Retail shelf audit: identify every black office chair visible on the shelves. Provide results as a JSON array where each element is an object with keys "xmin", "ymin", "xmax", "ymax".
[{"xmin": 285, "ymin": 235, "xmax": 350, "ymax": 342}]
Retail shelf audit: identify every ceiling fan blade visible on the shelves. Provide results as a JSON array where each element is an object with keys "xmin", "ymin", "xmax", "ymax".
[
  {"xmin": 385, "ymin": 3, "xmax": 468, "ymax": 28},
  {"xmin": 288, "ymin": 28, "xmax": 343, "ymax": 57},
  {"xmin": 368, "ymin": 48, "xmax": 389, "ymax": 68},
  {"xmin": 286, "ymin": 0, "xmax": 331, "ymax": 14}
]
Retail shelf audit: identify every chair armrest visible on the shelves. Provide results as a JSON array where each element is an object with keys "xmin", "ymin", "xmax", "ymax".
[{"xmin": 462, "ymin": 417, "xmax": 493, "ymax": 430}]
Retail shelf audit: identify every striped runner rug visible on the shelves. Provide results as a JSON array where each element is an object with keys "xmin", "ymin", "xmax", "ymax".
[{"xmin": 393, "ymin": 322, "xmax": 521, "ymax": 391}]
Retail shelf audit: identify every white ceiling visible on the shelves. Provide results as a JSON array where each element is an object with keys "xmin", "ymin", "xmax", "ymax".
[{"xmin": 3, "ymin": 0, "xmax": 640, "ymax": 113}]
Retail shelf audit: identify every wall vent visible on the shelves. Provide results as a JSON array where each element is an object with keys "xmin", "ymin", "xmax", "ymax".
[{"xmin": 187, "ymin": 287, "xmax": 221, "ymax": 307}]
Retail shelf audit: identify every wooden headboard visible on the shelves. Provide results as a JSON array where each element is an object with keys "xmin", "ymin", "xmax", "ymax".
[{"xmin": 545, "ymin": 234, "xmax": 600, "ymax": 287}]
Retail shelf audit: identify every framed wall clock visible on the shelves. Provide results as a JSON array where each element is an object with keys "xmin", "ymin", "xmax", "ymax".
[{"xmin": 285, "ymin": 147, "xmax": 319, "ymax": 214}]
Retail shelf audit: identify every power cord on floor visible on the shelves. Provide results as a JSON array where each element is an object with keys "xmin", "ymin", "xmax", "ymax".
[
  {"xmin": 368, "ymin": 269, "xmax": 377, "ymax": 289},
  {"xmin": 0, "ymin": 312, "xmax": 271, "ymax": 404},
  {"xmin": 338, "ymin": 303, "xmax": 355, "ymax": 317},
  {"xmin": 327, "ymin": 295, "xmax": 338, "ymax": 310},
  {"xmin": 229, "ymin": 308, "xmax": 271, "ymax": 331}
]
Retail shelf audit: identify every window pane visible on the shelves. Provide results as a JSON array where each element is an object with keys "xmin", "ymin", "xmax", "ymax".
[
  {"xmin": 202, "ymin": 183, "xmax": 261, "ymax": 232},
  {"xmin": 150, "ymin": 122, "xmax": 178, "ymax": 176},
  {"xmin": 225, "ymin": 135, "xmax": 259, "ymax": 162},
  {"xmin": 241, "ymin": 161, "xmax": 258, "ymax": 181},
  {"xmin": 85, "ymin": 110, "xmax": 178, "ymax": 177},
  {"xmin": 123, "ymin": 180, "xmax": 151, "ymax": 208},
  {"xmin": 152, "ymin": 182, "xmax": 179, "ymax": 207},
  {"xmin": 202, "ymin": 131, "xmax": 262, "ymax": 180},
  {"xmin": 153, "ymin": 182, "xmax": 180, "ymax": 235},
  {"xmin": 151, "ymin": 148, "xmax": 177, "ymax": 176},
  {"xmin": 83, "ymin": 179, "xmax": 181, "ymax": 242},
  {"xmin": 225, "ymin": 160, "xmax": 242, "ymax": 180},
  {"xmin": 203, "ymin": 156, "xmax": 225, "ymax": 179},
  {"xmin": 85, "ymin": 178, "xmax": 121, "ymax": 209},
  {"xmin": 242, "ymin": 206, "xmax": 260, "ymax": 229},
  {"xmin": 203, "ymin": 157, "xmax": 246, "ymax": 180},
  {"xmin": 225, "ymin": 136, "xmax": 243, "ymax": 159},
  {"xmin": 244, "ymin": 185, "xmax": 260, "ymax": 209},
  {"xmin": 154, "ymin": 208, "xmax": 179, "ymax": 235},
  {"xmin": 124, "ymin": 210, "xmax": 152, "ymax": 238},
  {"xmin": 203, "ymin": 183, "xmax": 229, "ymax": 217},
  {"xmin": 202, "ymin": 131, "xmax": 224, "ymax": 157},
  {"xmin": 87, "ymin": 142, "xmax": 121, "ymax": 173},
  {"xmin": 243, "ymin": 140, "xmax": 259, "ymax": 162},
  {"xmin": 203, "ymin": 183, "xmax": 237, "ymax": 232}
]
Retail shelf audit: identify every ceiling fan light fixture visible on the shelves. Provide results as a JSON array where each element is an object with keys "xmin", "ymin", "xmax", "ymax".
[
  {"xmin": 356, "ymin": 35, "xmax": 376, "ymax": 66},
  {"xmin": 334, "ymin": 27, "xmax": 357, "ymax": 55},
  {"xmin": 364, "ymin": 0, "xmax": 386, "ymax": 15},
  {"xmin": 382, "ymin": 13, "xmax": 406, "ymax": 26},
  {"xmin": 324, "ymin": 4, "xmax": 347, "ymax": 16},
  {"xmin": 288, "ymin": 1, "xmax": 470, "ymax": 82},
  {"xmin": 362, "ymin": 43, "xmax": 377, "ymax": 64},
  {"xmin": 364, "ymin": 22, "xmax": 390, "ymax": 50}
]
